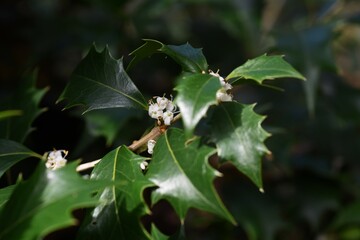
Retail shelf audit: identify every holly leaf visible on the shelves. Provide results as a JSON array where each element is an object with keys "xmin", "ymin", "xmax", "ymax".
[
  {"xmin": 151, "ymin": 224, "xmax": 185, "ymax": 240},
  {"xmin": 128, "ymin": 39, "xmax": 208, "ymax": 73},
  {"xmin": 58, "ymin": 45, "xmax": 147, "ymax": 113},
  {"xmin": 0, "ymin": 72, "xmax": 47, "ymax": 143},
  {"xmin": 209, "ymin": 102, "xmax": 270, "ymax": 189},
  {"xmin": 83, "ymin": 108, "xmax": 143, "ymax": 145},
  {"xmin": 0, "ymin": 185, "xmax": 16, "ymax": 212},
  {"xmin": 147, "ymin": 128, "xmax": 235, "ymax": 224},
  {"xmin": 0, "ymin": 139, "xmax": 42, "ymax": 178},
  {"xmin": 175, "ymin": 73, "xmax": 221, "ymax": 136},
  {"xmin": 227, "ymin": 54, "xmax": 305, "ymax": 84},
  {"xmin": 77, "ymin": 146, "xmax": 154, "ymax": 240},
  {"xmin": 0, "ymin": 162, "xmax": 109, "ymax": 239}
]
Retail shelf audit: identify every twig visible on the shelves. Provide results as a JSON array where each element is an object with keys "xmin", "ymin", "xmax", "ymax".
[{"xmin": 76, "ymin": 113, "xmax": 182, "ymax": 172}]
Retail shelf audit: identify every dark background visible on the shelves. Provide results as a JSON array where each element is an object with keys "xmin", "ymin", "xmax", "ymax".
[{"xmin": 1, "ymin": 0, "xmax": 360, "ymax": 239}]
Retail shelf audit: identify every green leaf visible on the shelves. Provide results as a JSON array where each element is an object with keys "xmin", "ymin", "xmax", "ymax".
[
  {"xmin": 58, "ymin": 45, "xmax": 147, "ymax": 113},
  {"xmin": 151, "ymin": 224, "xmax": 185, "ymax": 240},
  {"xmin": 0, "ymin": 139, "xmax": 42, "ymax": 178},
  {"xmin": 84, "ymin": 108, "xmax": 143, "ymax": 145},
  {"xmin": 0, "ymin": 110, "xmax": 22, "ymax": 121},
  {"xmin": 0, "ymin": 72, "xmax": 47, "ymax": 143},
  {"xmin": 147, "ymin": 128, "xmax": 235, "ymax": 224},
  {"xmin": 175, "ymin": 73, "xmax": 221, "ymax": 136},
  {"xmin": 332, "ymin": 201, "xmax": 360, "ymax": 229},
  {"xmin": 0, "ymin": 185, "xmax": 16, "ymax": 212},
  {"xmin": 226, "ymin": 54, "xmax": 306, "ymax": 84},
  {"xmin": 77, "ymin": 146, "xmax": 154, "ymax": 240},
  {"xmin": 0, "ymin": 162, "xmax": 108, "ymax": 239},
  {"xmin": 151, "ymin": 225, "xmax": 169, "ymax": 240},
  {"xmin": 209, "ymin": 102, "xmax": 270, "ymax": 189},
  {"xmin": 128, "ymin": 39, "xmax": 208, "ymax": 73}
]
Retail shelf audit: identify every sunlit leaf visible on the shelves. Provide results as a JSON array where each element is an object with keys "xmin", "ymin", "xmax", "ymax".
[
  {"xmin": 227, "ymin": 54, "xmax": 305, "ymax": 84},
  {"xmin": 147, "ymin": 128, "xmax": 235, "ymax": 224},
  {"xmin": 77, "ymin": 146, "xmax": 154, "ymax": 240},
  {"xmin": 175, "ymin": 73, "xmax": 221, "ymax": 136},
  {"xmin": 0, "ymin": 110, "xmax": 22, "ymax": 121},
  {"xmin": 0, "ymin": 72, "xmax": 47, "ymax": 143},
  {"xmin": 0, "ymin": 139, "xmax": 42, "ymax": 178},
  {"xmin": 209, "ymin": 102, "xmax": 270, "ymax": 189},
  {"xmin": 0, "ymin": 162, "xmax": 108, "ymax": 239},
  {"xmin": 58, "ymin": 45, "xmax": 147, "ymax": 113},
  {"xmin": 128, "ymin": 39, "xmax": 208, "ymax": 73}
]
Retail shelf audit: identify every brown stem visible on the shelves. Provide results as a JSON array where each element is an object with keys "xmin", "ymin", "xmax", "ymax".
[{"xmin": 76, "ymin": 113, "xmax": 182, "ymax": 172}]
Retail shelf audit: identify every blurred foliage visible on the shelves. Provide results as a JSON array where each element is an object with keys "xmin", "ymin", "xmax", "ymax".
[{"xmin": 1, "ymin": 0, "xmax": 360, "ymax": 239}]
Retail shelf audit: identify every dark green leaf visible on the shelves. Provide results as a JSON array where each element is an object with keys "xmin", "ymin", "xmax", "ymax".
[
  {"xmin": 147, "ymin": 128, "xmax": 235, "ymax": 224},
  {"xmin": 0, "ymin": 72, "xmax": 47, "ymax": 143},
  {"xmin": 227, "ymin": 54, "xmax": 306, "ymax": 84},
  {"xmin": 0, "ymin": 139, "xmax": 42, "ymax": 178},
  {"xmin": 209, "ymin": 102, "xmax": 270, "ymax": 189},
  {"xmin": 151, "ymin": 225, "xmax": 169, "ymax": 240},
  {"xmin": 127, "ymin": 39, "xmax": 163, "ymax": 71},
  {"xmin": 77, "ymin": 146, "xmax": 153, "ymax": 240},
  {"xmin": 0, "ymin": 185, "xmax": 16, "ymax": 212},
  {"xmin": 161, "ymin": 43, "xmax": 208, "ymax": 73},
  {"xmin": 175, "ymin": 74, "xmax": 221, "ymax": 136},
  {"xmin": 151, "ymin": 224, "xmax": 186, "ymax": 240},
  {"xmin": 84, "ymin": 108, "xmax": 143, "ymax": 145},
  {"xmin": 332, "ymin": 201, "xmax": 360, "ymax": 229},
  {"xmin": 128, "ymin": 39, "xmax": 208, "ymax": 73},
  {"xmin": 0, "ymin": 162, "xmax": 108, "ymax": 239},
  {"xmin": 58, "ymin": 45, "xmax": 147, "ymax": 113}
]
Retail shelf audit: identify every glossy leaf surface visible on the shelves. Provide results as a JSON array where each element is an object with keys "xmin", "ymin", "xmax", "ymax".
[
  {"xmin": 0, "ymin": 162, "xmax": 108, "ymax": 240},
  {"xmin": 175, "ymin": 73, "xmax": 221, "ymax": 136},
  {"xmin": 209, "ymin": 102, "xmax": 270, "ymax": 189},
  {"xmin": 227, "ymin": 54, "xmax": 305, "ymax": 84},
  {"xmin": 147, "ymin": 128, "xmax": 235, "ymax": 224},
  {"xmin": 58, "ymin": 45, "xmax": 147, "ymax": 113},
  {"xmin": 77, "ymin": 146, "xmax": 153, "ymax": 240},
  {"xmin": 128, "ymin": 39, "xmax": 208, "ymax": 73},
  {"xmin": 0, "ymin": 73, "xmax": 47, "ymax": 143},
  {"xmin": 0, "ymin": 139, "xmax": 41, "ymax": 178}
]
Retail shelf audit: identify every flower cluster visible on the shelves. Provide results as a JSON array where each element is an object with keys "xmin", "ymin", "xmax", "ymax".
[
  {"xmin": 148, "ymin": 96, "xmax": 176, "ymax": 125},
  {"xmin": 45, "ymin": 150, "xmax": 68, "ymax": 170},
  {"xmin": 209, "ymin": 70, "xmax": 233, "ymax": 102}
]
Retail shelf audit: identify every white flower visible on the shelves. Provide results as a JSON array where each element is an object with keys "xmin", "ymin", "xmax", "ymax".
[
  {"xmin": 216, "ymin": 89, "xmax": 233, "ymax": 102},
  {"xmin": 166, "ymin": 100, "xmax": 175, "ymax": 112},
  {"xmin": 156, "ymin": 96, "xmax": 169, "ymax": 110},
  {"xmin": 209, "ymin": 70, "xmax": 233, "ymax": 102},
  {"xmin": 148, "ymin": 103, "xmax": 163, "ymax": 119},
  {"xmin": 163, "ymin": 110, "xmax": 174, "ymax": 125},
  {"xmin": 147, "ymin": 139, "xmax": 156, "ymax": 154},
  {"xmin": 140, "ymin": 161, "xmax": 148, "ymax": 170},
  {"xmin": 46, "ymin": 150, "xmax": 68, "ymax": 170},
  {"xmin": 148, "ymin": 95, "xmax": 177, "ymax": 125},
  {"xmin": 220, "ymin": 79, "xmax": 232, "ymax": 90}
]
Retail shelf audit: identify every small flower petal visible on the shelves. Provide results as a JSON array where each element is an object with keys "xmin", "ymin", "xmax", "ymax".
[
  {"xmin": 140, "ymin": 161, "xmax": 148, "ymax": 170},
  {"xmin": 156, "ymin": 97, "xmax": 169, "ymax": 110},
  {"xmin": 216, "ymin": 89, "xmax": 233, "ymax": 102},
  {"xmin": 163, "ymin": 111, "xmax": 174, "ymax": 125},
  {"xmin": 147, "ymin": 139, "xmax": 156, "ymax": 154}
]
